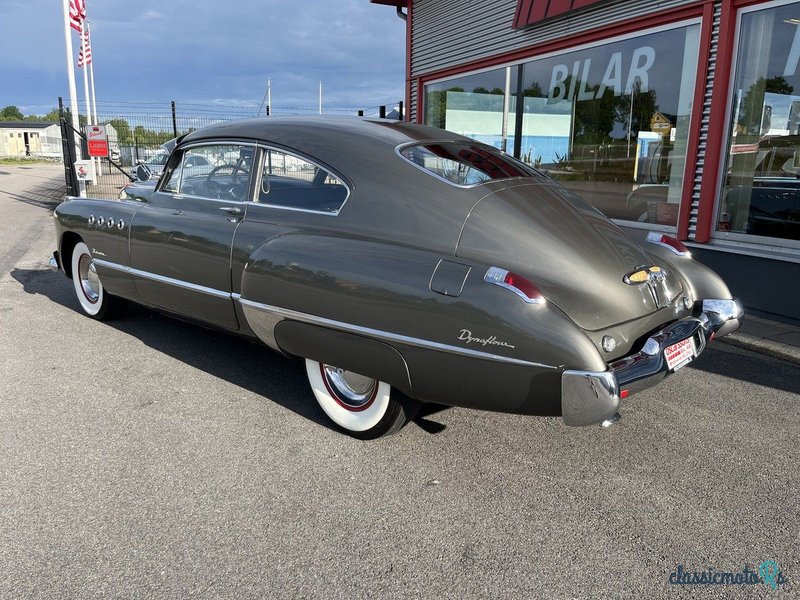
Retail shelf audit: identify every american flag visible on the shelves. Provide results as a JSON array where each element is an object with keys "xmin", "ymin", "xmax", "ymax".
[
  {"xmin": 77, "ymin": 27, "xmax": 92, "ymax": 68},
  {"xmin": 69, "ymin": 0, "xmax": 86, "ymax": 33}
]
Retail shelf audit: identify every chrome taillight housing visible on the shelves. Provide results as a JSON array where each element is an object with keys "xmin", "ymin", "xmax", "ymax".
[
  {"xmin": 484, "ymin": 267, "xmax": 545, "ymax": 304},
  {"xmin": 646, "ymin": 232, "xmax": 691, "ymax": 257}
]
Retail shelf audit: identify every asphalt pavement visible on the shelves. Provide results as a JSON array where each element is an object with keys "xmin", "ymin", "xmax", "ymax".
[{"xmin": 0, "ymin": 164, "xmax": 798, "ymax": 599}]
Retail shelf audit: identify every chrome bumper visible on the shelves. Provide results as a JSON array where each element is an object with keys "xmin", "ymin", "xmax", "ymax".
[
  {"xmin": 562, "ymin": 298, "xmax": 743, "ymax": 426},
  {"xmin": 48, "ymin": 251, "xmax": 60, "ymax": 272}
]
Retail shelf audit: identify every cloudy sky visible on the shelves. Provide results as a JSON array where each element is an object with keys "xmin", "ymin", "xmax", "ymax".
[{"xmin": 0, "ymin": 0, "xmax": 406, "ymax": 116}]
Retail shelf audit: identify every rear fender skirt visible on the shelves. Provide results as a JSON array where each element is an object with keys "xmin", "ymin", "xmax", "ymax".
[{"xmin": 274, "ymin": 321, "xmax": 414, "ymax": 397}]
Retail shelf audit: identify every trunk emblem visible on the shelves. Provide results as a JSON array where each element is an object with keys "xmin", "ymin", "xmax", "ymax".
[{"xmin": 624, "ymin": 266, "xmax": 669, "ymax": 308}]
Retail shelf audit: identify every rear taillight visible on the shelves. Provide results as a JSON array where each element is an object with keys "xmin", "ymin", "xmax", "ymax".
[
  {"xmin": 484, "ymin": 267, "xmax": 545, "ymax": 304},
  {"xmin": 646, "ymin": 231, "xmax": 691, "ymax": 256}
]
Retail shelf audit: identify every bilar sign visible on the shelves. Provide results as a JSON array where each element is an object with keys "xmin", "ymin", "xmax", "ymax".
[
  {"xmin": 85, "ymin": 125, "xmax": 109, "ymax": 158},
  {"xmin": 548, "ymin": 46, "xmax": 656, "ymax": 102}
]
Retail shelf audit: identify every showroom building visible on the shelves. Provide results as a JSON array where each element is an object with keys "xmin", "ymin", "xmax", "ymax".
[{"xmin": 374, "ymin": 0, "xmax": 800, "ymax": 319}]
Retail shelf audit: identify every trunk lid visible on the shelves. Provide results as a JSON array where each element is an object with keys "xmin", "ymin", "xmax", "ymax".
[{"xmin": 456, "ymin": 181, "xmax": 682, "ymax": 331}]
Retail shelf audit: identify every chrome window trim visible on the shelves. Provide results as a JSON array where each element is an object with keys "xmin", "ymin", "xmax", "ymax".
[
  {"xmin": 93, "ymin": 259, "xmax": 231, "ymax": 299},
  {"xmin": 92, "ymin": 258, "xmax": 557, "ymax": 368},
  {"xmin": 248, "ymin": 143, "xmax": 351, "ymax": 216},
  {"xmin": 168, "ymin": 192, "xmax": 249, "ymax": 206},
  {"xmin": 159, "ymin": 140, "xmax": 258, "ymax": 200},
  {"xmin": 234, "ymin": 295, "xmax": 558, "ymax": 369},
  {"xmin": 395, "ymin": 141, "xmax": 539, "ymax": 189}
]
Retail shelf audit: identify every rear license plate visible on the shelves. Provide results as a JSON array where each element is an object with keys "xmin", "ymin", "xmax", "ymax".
[{"xmin": 665, "ymin": 337, "xmax": 696, "ymax": 371}]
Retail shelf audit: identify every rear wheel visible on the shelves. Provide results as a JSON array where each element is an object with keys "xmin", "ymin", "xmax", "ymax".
[
  {"xmin": 70, "ymin": 241, "xmax": 126, "ymax": 320},
  {"xmin": 305, "ymin": 359, "xmax": 418, "ymax": 439}
]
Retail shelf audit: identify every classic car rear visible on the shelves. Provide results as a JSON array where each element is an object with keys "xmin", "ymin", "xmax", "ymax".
[{"xmin": 49, "ymin": 117, "xmax": 743, "ymax": 438}]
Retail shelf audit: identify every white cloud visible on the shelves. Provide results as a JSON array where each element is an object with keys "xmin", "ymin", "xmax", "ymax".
[{"xmin": 0, "ymin": 0, "xmax": 406, "ymax": 114}]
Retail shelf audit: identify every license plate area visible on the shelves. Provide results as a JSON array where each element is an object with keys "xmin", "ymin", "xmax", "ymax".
[{"xmin": 665, "ymin": 337, "xmax": 696, "ymax": 371}]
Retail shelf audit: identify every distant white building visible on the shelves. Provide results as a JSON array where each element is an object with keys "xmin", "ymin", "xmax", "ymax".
[{"xmin": 0, "ymin": 121, "xmax": 61, "ymax": 158}]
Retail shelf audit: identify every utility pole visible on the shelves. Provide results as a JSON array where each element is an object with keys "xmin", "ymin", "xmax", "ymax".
[{"xmin": 319, "ymin": 81, "xmax": 323, "ymax": 115}]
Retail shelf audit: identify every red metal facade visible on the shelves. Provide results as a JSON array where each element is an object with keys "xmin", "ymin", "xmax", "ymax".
[{"xmin": 513, "ymin": 0, "xmax": 608, "ymax": 28}]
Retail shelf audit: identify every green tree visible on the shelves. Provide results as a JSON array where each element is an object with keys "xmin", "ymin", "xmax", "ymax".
[
  {"xmin": 0, "ymin": 105, "xmax": 24, "ymax": 120},
  {"xmin": 108, "ymin": 118, "xmax": 132, "ymax": 144}
]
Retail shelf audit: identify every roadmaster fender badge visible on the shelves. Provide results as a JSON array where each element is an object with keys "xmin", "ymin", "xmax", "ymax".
[{"xmin": 624, "ymin": 265, "xmax": 669, "ymax": 308}]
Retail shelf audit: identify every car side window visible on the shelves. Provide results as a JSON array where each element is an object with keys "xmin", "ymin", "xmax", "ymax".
[
  {"xmin": 259, "ymin": 149, "xmax": 348, "ymax": 214},
  {"xmin": 164, "ymin": 144, "xmax": 254, "ymax": 201},
  {"xmin": 161, "ymin": 151, "xmax": 184, "ymax": 194},
  {"xmin": 182, "ymin": 144, "xmax": 254, "ymax": 201}
]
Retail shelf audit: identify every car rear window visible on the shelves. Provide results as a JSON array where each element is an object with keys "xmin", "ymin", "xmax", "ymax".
[{"xmin": 399, "ymin": 142, "xmax": 541, "ymax": 186}]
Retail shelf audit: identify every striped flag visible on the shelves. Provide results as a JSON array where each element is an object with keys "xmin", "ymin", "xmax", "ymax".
[
  {"xmin": 69, "ymin": 0, "xmax": 86, "ymax": 32},
  {"xmin": 77, "ymin": 27, "xmax": 92, "ymax": 67}
]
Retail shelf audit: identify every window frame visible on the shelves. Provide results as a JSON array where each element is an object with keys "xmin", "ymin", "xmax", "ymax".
[
  {"xmin": 248, "ymin": 143, "xmax": 352, "ymax": 216},
  {"xmin": 421, "ymin": 18, "xmax": 703, "ymax": 232},
  {"xmin": 395, "ymin": 140, "xmax": 544, "ymax": 189},
  {"xmin": 710, "ymin": 0, "xmax": 800, "ymax": 252},
  {"xmin": 157, "ymin": 140, "xmax": 258, "ymax": 204}
]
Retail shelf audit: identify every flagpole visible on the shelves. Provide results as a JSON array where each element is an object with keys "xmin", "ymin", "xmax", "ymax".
[
  {"xmin": 267, "ymin": 77, "xmax": 271, "ymax": 116},
  {"xmin": 61, "ymin": 0, "xmax": 81, "ymax": 163},
  {"xmin": 79, "ymin": 22, "xmax": 95, "ymax": 182},
  {"xmin": 319, "ymin": 81, "xmax": 322, "ymax": 115},
  {"xmin": 87, "ymin": 21, "xmax": 101, "ymax": 176}
]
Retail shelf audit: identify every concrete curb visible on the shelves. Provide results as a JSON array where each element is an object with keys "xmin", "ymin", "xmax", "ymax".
[{"xmin": 719, "ymin": 333, "xmax": 800, "ymax": 365}]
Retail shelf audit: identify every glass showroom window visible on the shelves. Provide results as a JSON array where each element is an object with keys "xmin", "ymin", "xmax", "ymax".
[
  {"xmin": 425, "ymin": 68, "xmax": 519, "ymax": 155},
  {"xmin": 719, "ymin": 2, "xmax": 800, "ymax": 244},
  {"xmin": 424, "ymin": 24, "xmax": 700, "ymax": 226}
]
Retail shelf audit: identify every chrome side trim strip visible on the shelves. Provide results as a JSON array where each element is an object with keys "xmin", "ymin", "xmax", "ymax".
[
  {"xmin": 236, "ymin": 297, "xmax": 557, "ymax": 369},
  {"xmin": 93, "ymin": 259, "xmax": 231, "ymax": 299},
  {"xmin": 91, "ymin": 260, "xmax": 556, "ymax": 368}
]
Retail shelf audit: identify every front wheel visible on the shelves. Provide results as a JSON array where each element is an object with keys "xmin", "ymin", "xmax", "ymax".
[
  {"xmin": 70, "ymin": 241, "xmax": 126, "ymax": 320},
  {"xmin": 305, "ymin": 359, "xmax": 418, "ymax": 439}
]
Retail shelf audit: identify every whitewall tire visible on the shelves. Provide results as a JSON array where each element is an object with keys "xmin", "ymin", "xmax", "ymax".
[
  {"xmin": 305, "ymin": 359, "xmax": 417, "ymax": 439},
  {"xmin": 70, "ymin": 241, "xmax": 124, "ymax": 320}
]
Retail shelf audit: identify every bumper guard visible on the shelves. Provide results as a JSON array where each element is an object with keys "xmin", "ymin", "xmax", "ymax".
[{"xmin": 562, "ymin": 298, "xmax": 743, "ymax": 426}]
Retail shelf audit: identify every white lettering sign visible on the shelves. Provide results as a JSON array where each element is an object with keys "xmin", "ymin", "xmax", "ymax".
[{"xmin": 548, "ymin": 46, "xmax": 656, "ymax": 102}]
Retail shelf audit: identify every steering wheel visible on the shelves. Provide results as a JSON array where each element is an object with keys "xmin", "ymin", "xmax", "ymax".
[{"xmin": 206, "ymin": 164, "xmax": 250, "ymax": 200}]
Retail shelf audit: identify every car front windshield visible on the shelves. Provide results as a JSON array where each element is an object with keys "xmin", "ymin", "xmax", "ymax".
[{"xmin": 399, "ymin": 142, "xmax": 541, "ymax": 186}]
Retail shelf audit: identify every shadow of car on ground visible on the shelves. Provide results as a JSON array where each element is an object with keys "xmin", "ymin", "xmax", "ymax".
[{"xmin": 10, "ymin": 266, "xmax": 452, "ymax": 435}]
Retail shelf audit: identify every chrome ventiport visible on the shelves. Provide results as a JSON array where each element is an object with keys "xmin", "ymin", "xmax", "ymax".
[
  {"xmin": 107, "ymin": 218, "xmax": 115, "ymax": 228},
  {"xmin": 117, "ymin": 219, "xmax": 125, "ymax": 230},
  {"xmin": 88, "ymin": 215, "xmax": 96, "ymax": 225},
  {"xmin": 97, "ymin": 216, "xmax": 105, "ymax": 226}
]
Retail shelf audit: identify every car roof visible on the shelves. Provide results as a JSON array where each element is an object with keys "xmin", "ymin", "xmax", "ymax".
[{"xmin": 180, "ymin": 116, "xmax": 474, "ymax": 175}]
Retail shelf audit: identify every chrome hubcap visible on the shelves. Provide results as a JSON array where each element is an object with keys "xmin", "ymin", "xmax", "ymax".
[
  {"xmin": 78, "ymin": 254, "xmax": 100, "ymax": 303},
  {"xmin": 322, "ymin": 365, "xmax": 377, "ymax": 409}
]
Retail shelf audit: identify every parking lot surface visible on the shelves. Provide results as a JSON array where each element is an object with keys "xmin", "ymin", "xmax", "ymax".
[{"xmin": 1, "ymin": 165, "xmax": 798, "ymax": 598}]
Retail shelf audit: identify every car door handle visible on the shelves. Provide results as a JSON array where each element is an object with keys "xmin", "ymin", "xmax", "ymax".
[{"xmin": 219, "ymin": 206, "xmax": 242, "ymax": 215}]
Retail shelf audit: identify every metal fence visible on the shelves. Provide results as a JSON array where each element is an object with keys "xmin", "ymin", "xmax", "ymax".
[{"xmin": 58, "ymin": 98, "xmax": 404, "ymax": 200}]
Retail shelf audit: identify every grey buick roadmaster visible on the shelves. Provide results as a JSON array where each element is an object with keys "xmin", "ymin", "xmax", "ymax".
[{"xmin": 49, "ymin": 117, "xmax": 743, "ymax": 438}]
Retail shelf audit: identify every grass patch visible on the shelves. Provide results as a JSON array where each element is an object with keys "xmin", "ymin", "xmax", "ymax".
[{"xmin": 0, "ymin": 156, "xmax": 61, "ymax": 164}]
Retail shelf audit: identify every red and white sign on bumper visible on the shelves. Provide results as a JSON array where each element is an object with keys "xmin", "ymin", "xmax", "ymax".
[
  {"xmin": 665, "ymin": 337, "xmax": 696, "ymax": 372},
  {"xmin": 86, "ymin": 125, "xmax": 108, "ymax": 158}
]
